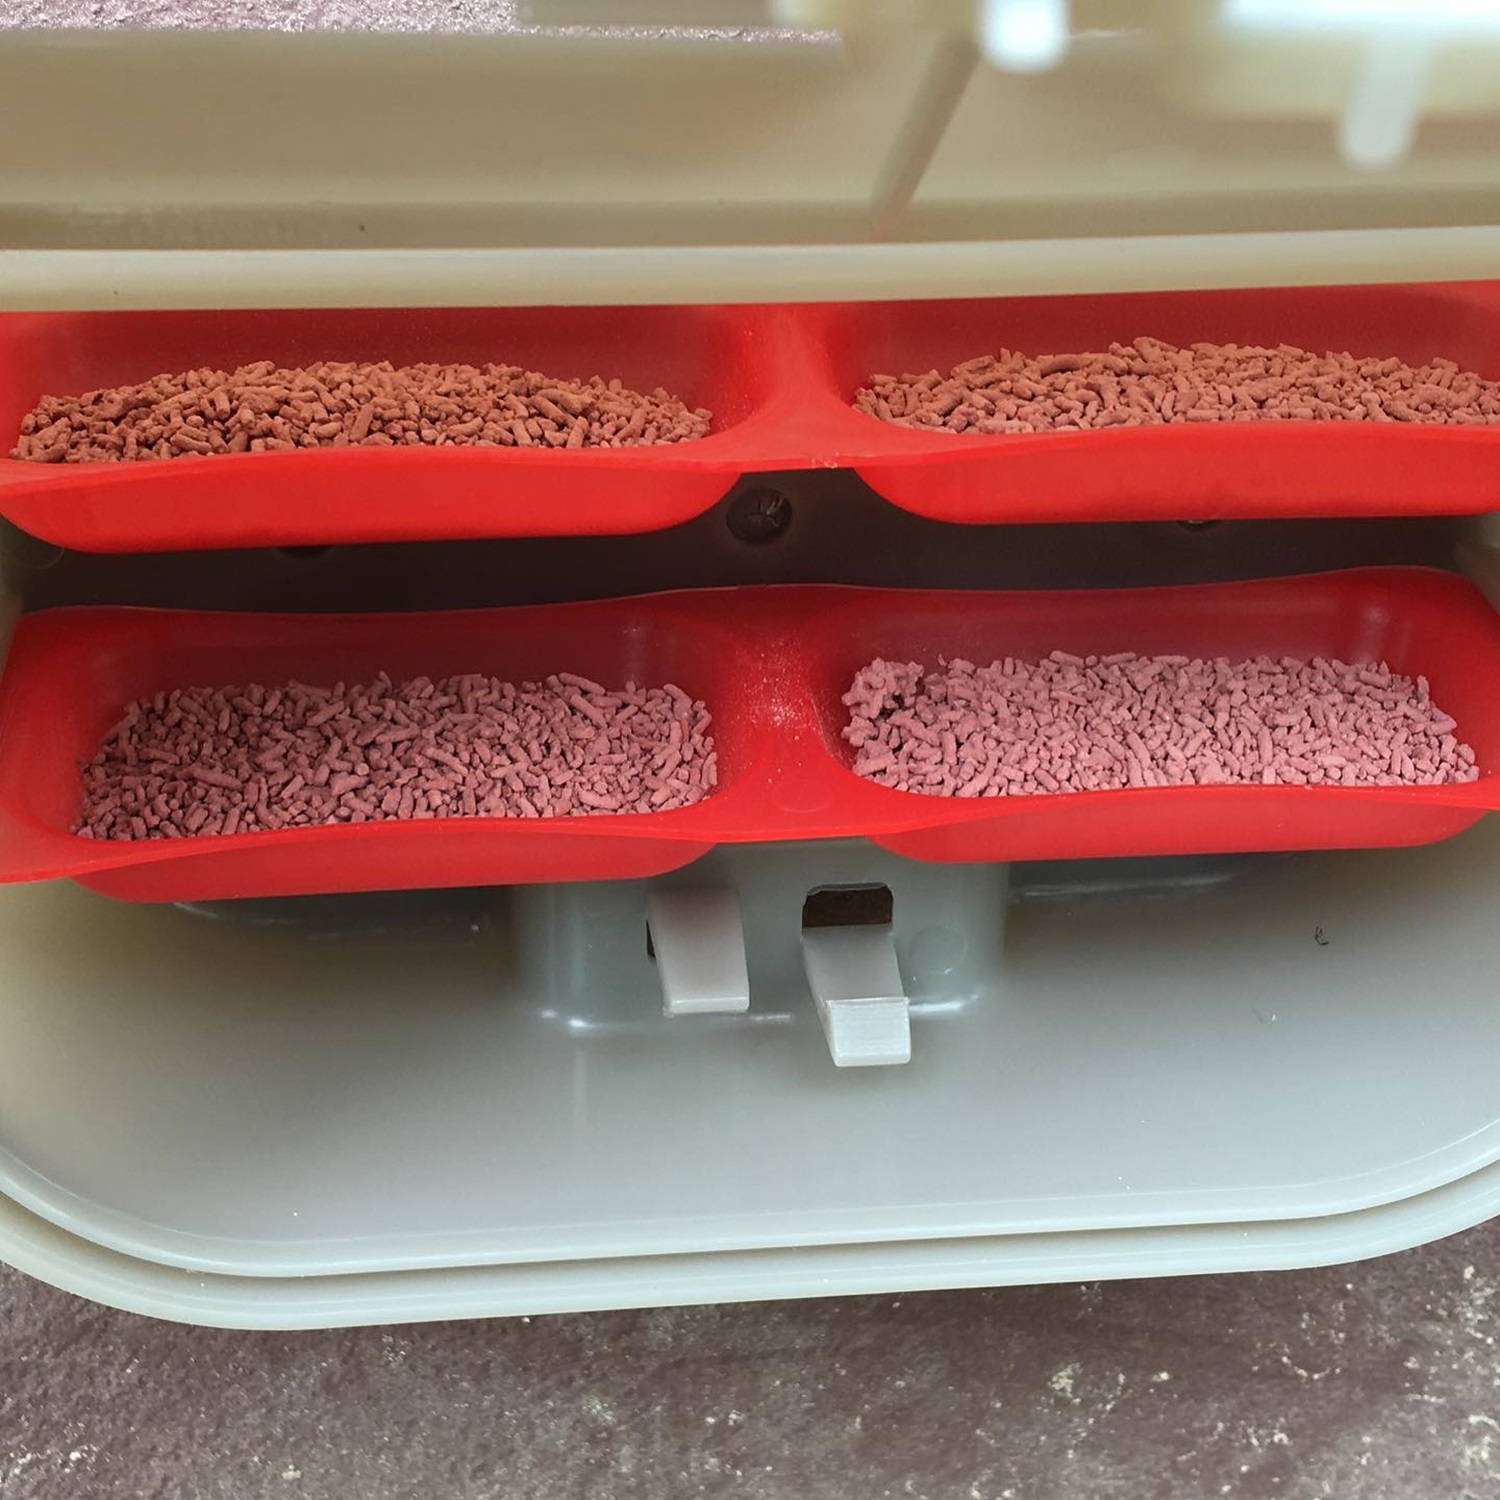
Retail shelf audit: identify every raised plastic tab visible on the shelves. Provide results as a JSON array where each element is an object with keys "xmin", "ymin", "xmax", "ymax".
[
  {"xmin": 646, "ymin": 886, "xmax": 751, "ymax": 1016},
  {"xmin": 801, "ymin": 925, "xmax": 912, "ymax": 1067}
]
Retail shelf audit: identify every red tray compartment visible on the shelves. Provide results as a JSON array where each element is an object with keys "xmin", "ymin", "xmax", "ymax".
[
  {"xmin": 0, "ymin": 568, "xmax": 1495, "ymax": 902},
  {"xmin": 0, "ymin": 304, "xmax": 781, "ymax": 552},
  {"xmin": 798, "ymin": 281, "xmax": 1500, "ymax": 524},
  {"xmin": 794, "ymin": 569, "xmax": 1500, "ymax": 863},
  {"xmin": 0, "ymin": 595, "xmax": 769, "ymax": 900}
]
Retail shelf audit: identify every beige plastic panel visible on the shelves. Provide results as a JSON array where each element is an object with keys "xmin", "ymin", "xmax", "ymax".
[
  {"xmin": 912, "ymin": 25, "xmax": 1500, "ymax": 243},
  {"xmin": 0, "ymin": 5, "xmax": 1499, "ymax": 305},
  {"xmin": 1164, "ymin": 30, "xmax": 1500, "ymax": 121},
  {"xmin": 0, "ymin": 31, "xmax": 906, "ymax": 246}
]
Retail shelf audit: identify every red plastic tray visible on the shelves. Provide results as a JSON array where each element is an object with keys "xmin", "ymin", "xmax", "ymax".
[
  {"xmin": 0, "ymin": 568, "xmax": 1496, "ymax": 903},
  {"xmin": 805, "ymin": 281, "xmax": 1500, "ymax": 525},
  {"xmin": 0, "ymin": 305, "xmax": 782, "ymax": 552},
  {"xmin": 4, "ymin": 284, "xmax": 1500, "ymax": 552}
]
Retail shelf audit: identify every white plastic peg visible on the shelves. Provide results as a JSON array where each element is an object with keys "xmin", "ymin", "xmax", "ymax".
[
  {"xmin": 647, "ymin": 887, "xmax": 751, "ymax": 1017},
  {"xmin": 801, "ymin": 925, "xmax": 912, "ymax": 1067}
]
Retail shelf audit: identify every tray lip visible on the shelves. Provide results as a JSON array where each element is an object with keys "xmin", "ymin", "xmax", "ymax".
[
  {"xmin": 2, "ymin": 1151, "xmax": 1497, "ymax": 1326},
  {"xmin": 7, "ymin": 1122, "xmax": 1500, "ymax": 1280}
]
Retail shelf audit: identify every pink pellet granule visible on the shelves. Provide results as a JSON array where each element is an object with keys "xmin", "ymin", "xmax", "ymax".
[
  {"xmin": 14, "ymin": 358, "xmax": 713, "ymax": 464},
  {"xmin": 75, "ymin": 671, "xmax": 716, "ymax": 840},
  {"xmin": 854, "ymin": 338, "xmax": 1500, "ymax": 433},
  {"xmin": 843, "ymin": 652, "xmax": 1478, "ymax": 796}
]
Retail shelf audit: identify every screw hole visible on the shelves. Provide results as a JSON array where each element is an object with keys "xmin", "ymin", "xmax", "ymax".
[{"xmin": 726, "ymin": 488, "xmax": 793, "ymax": 545}]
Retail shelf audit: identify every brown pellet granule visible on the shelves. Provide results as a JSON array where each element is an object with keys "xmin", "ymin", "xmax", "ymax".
[
  {"xmin": 843, "ymin": 652, "xmax": 1477, "ymax": 795},
  {"xmin": 854, "ymin": 338, "xmax": 1500, "ymax": 433},
  {"xmin": 76, "ymin": 671, "xmax": 716, "ymax": 840},
  {"xmin": 14, "ymin": 359, "xmax": 713, "ymax": 463}
]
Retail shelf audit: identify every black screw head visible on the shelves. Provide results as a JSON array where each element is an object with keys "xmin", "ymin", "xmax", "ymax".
[{"xmin": 726, "ymin": 488, "xmax": 793, "ymax": 545}]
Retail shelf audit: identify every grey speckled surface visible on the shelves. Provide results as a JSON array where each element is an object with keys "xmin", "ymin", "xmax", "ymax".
[
  {"xmin": 0, "ymin": 0, "xmax": 526, "ymax": 29},
  {"xmin": 5, "ymin": 1228, "xmax": 1500, "ymax": 1499}
]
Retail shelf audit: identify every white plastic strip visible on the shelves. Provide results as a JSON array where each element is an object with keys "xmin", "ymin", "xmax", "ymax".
[{"xmin": 7, "ymin": 226, "xmax": 1500, "ymax": 310}]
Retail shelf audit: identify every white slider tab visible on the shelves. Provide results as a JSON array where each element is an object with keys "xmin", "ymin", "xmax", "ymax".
[
  {"xmin": 646, "ymin": 887, "xmax": 751, "ymax": 1017},
  {"xmin": 801, "ymin": 925, "xmax": 912, "ymax": 1067}
]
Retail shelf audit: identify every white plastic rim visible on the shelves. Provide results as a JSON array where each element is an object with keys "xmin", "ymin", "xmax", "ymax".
[{"xmin": 4, "ymin": 1155, "xmax": 1500, "ymax": 1330}]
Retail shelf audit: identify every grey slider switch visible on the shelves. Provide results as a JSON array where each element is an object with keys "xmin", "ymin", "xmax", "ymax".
[
  {"xmin": 801, "ymin": 925, "xmax": 912, "ymax": 1067},
  {"xmin": 646, "ymin": 887, "xmax": 751, "ymax": 1016}
]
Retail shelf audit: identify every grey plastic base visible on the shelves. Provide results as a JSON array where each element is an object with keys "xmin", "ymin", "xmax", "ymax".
[
  {"xmin": 2, "ymin": 826, "xmax": 1500, "ymax": 1324},
  {"xmin": 530, "ymin": 841, "xmax": 1000, "ymax": 1038}
]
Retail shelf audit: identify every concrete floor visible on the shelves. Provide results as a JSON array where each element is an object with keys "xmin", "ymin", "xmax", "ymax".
[
  {"xmin": 4, "ymin": 1225, "xmax": 1500, "ymax": 1499},
  {"xmin": 0, "ymin": 0, "xmax": 527, "ymax": 30}
]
